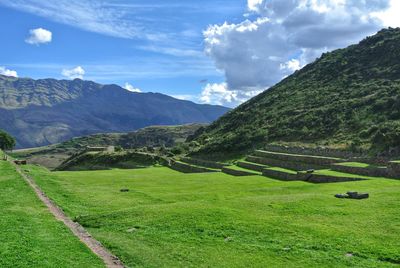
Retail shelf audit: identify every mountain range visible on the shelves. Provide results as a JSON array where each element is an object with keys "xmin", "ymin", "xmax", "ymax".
[
  {"xmin": 190, "ymin": 28, "xmax": 400, "ymax": 158},
  {"xmin": 0, "ymin": 76, "xmax": 229, "ymax": 148}
]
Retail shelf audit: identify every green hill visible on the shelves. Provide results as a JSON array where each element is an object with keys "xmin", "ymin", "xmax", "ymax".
[
  {"xmin": 190, "ymin": 28, "xmax": 400, "ymax": 159},
  {"xmin": 0, "ymin": 76, "xmax": 229, "ymax": 148},
  {"xmin": 11, "ymin": 124, "xmax": 203, "ymax": 169}
]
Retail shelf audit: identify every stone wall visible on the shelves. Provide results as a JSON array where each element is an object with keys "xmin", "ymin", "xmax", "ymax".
[
  {"xmin": 180, "ymin": 157, "xmax": 227, "ymax": 169},
  {"xmin": 222, "ymin": 167, "xmax": 257, "ymax": 176},
  {"xmin": 262, "ymin": 169, "xmax": 302, "ymax": 181},
  {"xmin": 170, "ymin": 161, "xmax": 216, "ymax": 173},
  {"xmin": 262, "ymin": 168, "xmax": 365, "ymax": 183},
  {"xmin": 246, "ymin": 155, "xmax": 324, "ymax": 171},
  {"xmin": 388, "ymin": 162, "xmax": 400, "ymax": 179},
  {"xmin": 306, "ymin": 174, "xmax": 364, "ymax": 183},
  {"xmin": 254, "ymin": 150, "xmax": 340, "ymax": 166},
  {"xmin": 330, "ymin": 164, "xmax": 389, "ymax": 178},
  {"xmin": 264, "ymin": 144, "xmax": 361, "ymax": 159},
  {"xmin": 237, "ymin": 161, "xmax": 267, "ymax": 172}
]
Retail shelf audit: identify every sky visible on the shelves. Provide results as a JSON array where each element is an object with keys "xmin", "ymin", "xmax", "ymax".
[{"xmin": 0, "ymin": 0, "xmax": 399, "ymax": 107}]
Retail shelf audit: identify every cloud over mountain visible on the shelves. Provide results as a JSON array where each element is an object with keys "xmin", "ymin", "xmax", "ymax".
[
  {"xmin": 61, "ymin": 66, "xmax": 85, "ymax": 79},
  {"xmin": 124, "ymin": 82, "xmax": 142, "ymax": 93},
  {"xmin": 202, "ymin": 0, "xmax": 400, "ymax": 106},
  {"xmin": 0, "ymin": 66, "xmax": 18, "ymax": 77}
]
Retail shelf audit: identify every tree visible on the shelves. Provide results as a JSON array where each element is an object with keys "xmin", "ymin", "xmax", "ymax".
[{"xmin": 0, "ymin": 130, "xmax": 16, "ymax": 151}]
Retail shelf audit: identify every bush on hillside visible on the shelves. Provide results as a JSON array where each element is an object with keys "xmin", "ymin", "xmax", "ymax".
[{"xmin": 0, "ymin": 130, "xmax": 16, "ymax": 151}]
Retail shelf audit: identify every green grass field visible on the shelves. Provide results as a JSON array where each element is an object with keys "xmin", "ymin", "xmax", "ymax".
[
  {"xmin": 0, "ymin": 159, "xmax": 104, "ymax": 268},
  {"xmin": 25, "ymin": 165, "xmax": 400, "ymax": 267}
]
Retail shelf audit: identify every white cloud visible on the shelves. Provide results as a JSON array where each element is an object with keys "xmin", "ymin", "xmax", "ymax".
[
  {"xmin": 1, "ymin": 0, "xmax": 143, "ymax": 39},
  {"xmin": 247, "ymin": 0, "xmax": 264, "ymax": 12},
  {"xmin": 204, "ymin": 0, "xmax": 397, "ymax": 106},
  {"xmin": 124, "ymin": 82, "xmax": 142, "ymax": 93},
  {"xmin": 25, "ymin": 28, "xmax": 52, "ymax": 45},
  {"xmin": 371, "ymin": 0, "xmax": 400, "ymax": 27},
  {"xmin": 0, "ymin": 66, "xmax": 18, "ymax": 77},
  {"xmin": 200, "ymin": 82, "xmax": 262, "ymax": 107},
  {"xmin": 61, "ymin": 66, "xmax": 85, "ymax": 79},
  {"xmin": 280, "ymin": 59, "xmax": 302, "ymax": 72}
]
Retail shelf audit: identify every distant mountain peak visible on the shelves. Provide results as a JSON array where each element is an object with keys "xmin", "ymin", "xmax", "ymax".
[{"xmin": 0, "ymin": 76, "xmax": 230, "ymax": 148}]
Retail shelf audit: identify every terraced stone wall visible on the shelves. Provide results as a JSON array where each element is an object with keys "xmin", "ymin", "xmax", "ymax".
[
  {"xmin": 264, "ymin": 145, "xmax": 361, "ymax": 159},
  {"xmin": 254, "ymin": 151, "xmax": 340, "ymax": 166},
  {"xmin": 237, "ymin": 161, "xmax": 266, "ymax": 172},
  {"xmin": 388, "ymin": 162, "xmax": 400, "ymax": 179},
  {"xmin": 180, "ymin": 157, "xmax": 226, "ymax": 169},
  {"xmin": 262, "ymin": 169, "xmax": 301, "ymax": 181},
  {"xmin": 170, "ymin": 161, "xmax": 216, "ymax": 173},
  {"xmin": 222, "ymin": 167, "xmax": 256, "ymax": 176},
  {"xmin": 306, "ymin": 174, "xmax": 364, "ymax": 183},
  {"xmin": 246, "ymin": 156, "xmax": 323, "ymax": 171},
  {"xmin": 330, "ymin": 165, "xmax": 389, "ymax": 178}
]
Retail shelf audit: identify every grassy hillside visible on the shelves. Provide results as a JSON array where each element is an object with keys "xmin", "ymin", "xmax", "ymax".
[
  {"xmin": 0, "ymin": 75, "xmax": 229, "ymax": 148},
  {"xmin": 0, "ymin": 156, "xmax": 103, "ymax": 267},
  {"xmin": 190, "ymin": 28, "xmax": 400, "ymax": 159},
  {"xmin": 56, "ymin": 151, "xmax": 166, "ymax": 171},
  {"xmin": 11, "ymin": 124, "xmax": 203, "ymax": 170},
  {"xmin": 26, "ymin": 165, "xmax": 400, "ymax": 267}
]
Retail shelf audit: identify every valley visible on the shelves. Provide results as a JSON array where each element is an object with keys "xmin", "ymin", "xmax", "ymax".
[{"xmin": 1, "ymin": 11, "xmax": 400, "ymax": 266}]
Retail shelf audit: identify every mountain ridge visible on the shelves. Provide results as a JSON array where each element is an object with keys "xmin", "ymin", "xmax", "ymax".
[{"xmin": 0, "ymin": 75, "xmax": 230, "ymax": 148}]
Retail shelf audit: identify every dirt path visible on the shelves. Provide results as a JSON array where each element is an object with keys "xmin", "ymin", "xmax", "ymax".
[{"xmin": 13, "ymin": 163, "xmax": 125, "ymax": 268}]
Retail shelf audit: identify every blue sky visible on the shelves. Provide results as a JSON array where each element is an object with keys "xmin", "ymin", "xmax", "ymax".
[
  {"xmin": 0, "ymin": 0, "xmax": 399, "ymax": 107},
  {"xmin": 0, "ymin": 0, "xmax": 245, "ymax": 101}
]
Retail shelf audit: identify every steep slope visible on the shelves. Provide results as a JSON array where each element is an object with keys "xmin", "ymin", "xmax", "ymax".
[
  {"xmin": 0, "ymin": 76, "xmax": 229, "ymax": 148},
  {"xmin": 191, "ymin": 28, "xmax": 400, "ymax": 158}
]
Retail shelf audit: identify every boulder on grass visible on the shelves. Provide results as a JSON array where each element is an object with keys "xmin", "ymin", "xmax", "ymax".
[{"xmin": 334, "ymin": 191, "xmax": 369, "ymax": 199}]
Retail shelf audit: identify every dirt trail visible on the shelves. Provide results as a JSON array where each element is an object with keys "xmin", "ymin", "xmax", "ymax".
[{"xmin": 13, "ymin": 163, "xmax": 125, "ymax": 268}]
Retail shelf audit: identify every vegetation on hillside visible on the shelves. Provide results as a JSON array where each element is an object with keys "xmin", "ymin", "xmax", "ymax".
[
  {"xmin": 60, "ymin": 123, "xmax": 206, "ymax": 149},
  {"xmin": 190, "ymin": 28, "xmax": 400, "ymax": 159},
  {"xmin": 0, "ymin": 75, "xmax": 229, "ymax": 148},
  {"xmin": 11, "ymin": 124, "xmax": 203, "ymax": 170},
  {"xmin": 0, "ymin": 129, "xmax": 15, "ymax": 150},
  {"xmin": 56, "ymin": 151, "xmax": 167, "ymax": 171}
]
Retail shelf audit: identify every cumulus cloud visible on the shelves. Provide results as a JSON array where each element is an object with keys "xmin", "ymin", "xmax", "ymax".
[
  {"xmin": 203, "ymin": 0, "xmax": 396, "ymax": 106},
  {"xmin": 280, "ymin": 59, "xmax": 302, "ymax": 72},
  {"xmin": 372, "ymin": 0, "xmax": 400, "ymax": 27},
  {"xmin": 61, "ymin": 66, "xmax": 85, "ymax": 79},
  {"xmin": 124, "ymin": 82, "xmax": 142, "ymax": 93},
  {"xmin": 25, "ymin": 28, "xmax": 52, "ymax": 45},
  {"xmin": 200, "ymin": 82, "xmax": 262, "ymax": 107},
  {"xmin": 0, "ymin": 66, "xmax": 18, "ymax": 77},
  {"xmin": 247, "ymin": 0, "xmax": 265, "ymax": 12}
]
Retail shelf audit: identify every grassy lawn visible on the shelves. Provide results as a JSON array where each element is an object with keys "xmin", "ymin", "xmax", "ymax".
[
  {"xmin": 26, "ymin": 165, "xmax": 400, "ymax": 267},
  {"xmin": 0, "ymin": 158, "xmax": 104, "ymax": 268}
]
